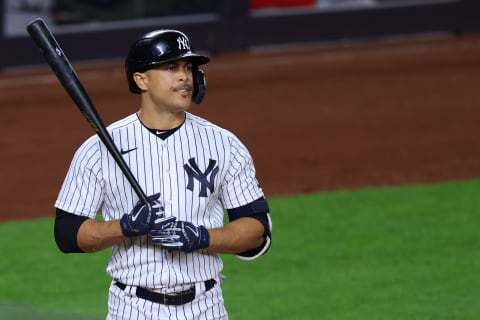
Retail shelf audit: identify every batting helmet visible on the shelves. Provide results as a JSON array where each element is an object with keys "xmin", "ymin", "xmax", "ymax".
[{"xmin": 125, "ymin": 29, "xmax": 210, "ymax": 103}]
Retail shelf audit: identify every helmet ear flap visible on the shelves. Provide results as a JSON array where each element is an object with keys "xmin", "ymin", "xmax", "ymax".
[{"xmin": 192, "ymin": 68, "xmax": 206, "ymax": 104}]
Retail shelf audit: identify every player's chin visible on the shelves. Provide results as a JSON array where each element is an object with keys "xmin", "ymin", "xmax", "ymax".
[
  {"xmin": 172, "ymin": 100, "xmax": 192, "ymax": 112},
  {"xmin": 175, "ymin": 95, "xmax": 193, "ymax": 109}
]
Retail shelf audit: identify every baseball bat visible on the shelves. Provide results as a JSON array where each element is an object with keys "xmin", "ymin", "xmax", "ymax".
[{"xmin": 26, "ymin": 17, "xmax": 149, "ymax": 205}]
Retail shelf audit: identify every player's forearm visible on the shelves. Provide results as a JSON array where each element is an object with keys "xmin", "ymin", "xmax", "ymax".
[
  {"xmin": 206, "ymin": 217, "xmax": 264, "ymax": 254},
  {"xmin": 77, "ymin": 219, "xmax": 125, "ymax": 253}
]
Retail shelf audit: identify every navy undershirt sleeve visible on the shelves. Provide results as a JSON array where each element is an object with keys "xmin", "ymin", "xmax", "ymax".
[
  {"xmin": 227, "ymin": 197, "xmax": 270, "ymax": 221},
  {"xmin": 54, "ymin": 208, "xmax": 89, "ymax": 253},
  {"xmin": 227, "ymin": 197, "xmax": 272, "ymax": 258}
]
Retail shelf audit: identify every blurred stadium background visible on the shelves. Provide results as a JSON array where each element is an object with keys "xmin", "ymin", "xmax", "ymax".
[
  {"xmin": 1, "ymin": 0, "xmax": 479, "ymax": 69},
  {"xmin": 2, "ymin": 2, "xmax": 480, "ymax": 319}
]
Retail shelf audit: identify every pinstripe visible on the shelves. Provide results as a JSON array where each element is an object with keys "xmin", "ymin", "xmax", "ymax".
[{"xmin": 56, "ymin": 112, "xmax": 261, "ymax": 319}]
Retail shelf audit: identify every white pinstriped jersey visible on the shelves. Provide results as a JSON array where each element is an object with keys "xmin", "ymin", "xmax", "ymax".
[{"xmin": 55, "ymin": 112, "xmax": 264, "ymax": 289}]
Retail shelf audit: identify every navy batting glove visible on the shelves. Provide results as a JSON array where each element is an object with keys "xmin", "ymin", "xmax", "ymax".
[
  {"xmin": 120, "ymin": 193, "xmax": 162, "ymax": 237},
  {"xmin": 150, "ymin": 215, "xmax": 177, "ymax": 231},
  {"xmin": 150, "ymin": 221, "xmax": 210, "ymax": 252}
]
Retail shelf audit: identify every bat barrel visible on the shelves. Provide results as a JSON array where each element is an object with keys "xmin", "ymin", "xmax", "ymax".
[
  {"xmin": 27, "ymin": 18, "xmax": 77, "ymax": 88},
  {"xmin": 26, "ymin": 17, "xmax": 150, "ymax": 205}
]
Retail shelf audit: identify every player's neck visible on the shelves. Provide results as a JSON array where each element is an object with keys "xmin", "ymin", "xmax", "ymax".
[{"xmin": 137, "ymin": 108, "xmax": 186, "ymax": 130}]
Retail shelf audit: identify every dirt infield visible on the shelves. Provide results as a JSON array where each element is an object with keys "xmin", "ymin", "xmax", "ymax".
[{"xmin": 1, "ymin": 33, "xmax": 480, "ymax": 221}]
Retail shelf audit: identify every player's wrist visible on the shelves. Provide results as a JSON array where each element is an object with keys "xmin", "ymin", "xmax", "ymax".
[
  {"xmin": 197, "ymin": 225, "xmax": 210, "ymax": 249},
  {"xmin": 120, "ymin": 213, "xmax": 139, "ymax": 237}
]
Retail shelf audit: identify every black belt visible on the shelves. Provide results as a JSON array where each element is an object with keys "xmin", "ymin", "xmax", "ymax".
[{"xmin": 114, "ymin": 279, "xmax": 216, "ymax": 306}]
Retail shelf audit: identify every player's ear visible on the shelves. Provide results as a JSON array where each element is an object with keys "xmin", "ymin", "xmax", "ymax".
[{"xmin": 133, "ymin": 72, "xmax": 147, "ymax": 92}]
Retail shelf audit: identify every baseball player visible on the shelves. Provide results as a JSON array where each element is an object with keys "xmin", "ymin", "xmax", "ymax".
[{"xmin": 53, "ymin": 29, "xmax": 272, "ymax": 320}]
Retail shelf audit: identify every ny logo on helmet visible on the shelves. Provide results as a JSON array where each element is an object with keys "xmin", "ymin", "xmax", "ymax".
[{"xmin": 177, "ymin": 36, "xmax": 190, "ymax": 51}]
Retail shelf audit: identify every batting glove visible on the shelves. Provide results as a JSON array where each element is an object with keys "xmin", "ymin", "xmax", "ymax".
[
  {"xmin": 150, "ymin": 221, "xmax": 210, "ymax": 252},
  {"xmin": 120, "ymin": 193, "xmax": 163, "ymax": 237},
  {"xmin": 150, "ymin": 214, "xmax": 177, "ymax": 232}
]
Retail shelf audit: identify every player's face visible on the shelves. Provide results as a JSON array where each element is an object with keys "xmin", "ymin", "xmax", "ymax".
[{"xmin": 137, "ymin": 59, "xmax": 194, "ymax": 112}]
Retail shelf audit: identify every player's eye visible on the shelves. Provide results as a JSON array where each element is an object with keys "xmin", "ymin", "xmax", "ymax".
[{"xmin": 157, "ymin": 64, "xmax": 176, "ymax": 72}]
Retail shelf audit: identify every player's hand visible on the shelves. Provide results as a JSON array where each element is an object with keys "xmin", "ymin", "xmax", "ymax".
[
  {"xmin": 150, "ymin": 214, "xmax": 176, "ymax": 232},
  {"xmin": 120, "ymin": 193, "xmax": 163, "ymax": 237},
  {"xmin": 150, "ymin": 221, "xmax": 210, "ymax": 252}
]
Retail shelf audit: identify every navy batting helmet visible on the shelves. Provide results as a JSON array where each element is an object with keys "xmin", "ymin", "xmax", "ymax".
[{"xmin": 125, "ymin": 29, "xmax": 210, "ymax": 103}]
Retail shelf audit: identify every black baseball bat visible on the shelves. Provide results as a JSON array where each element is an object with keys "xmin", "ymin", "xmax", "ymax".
[{"xmin": 26, "ymin": 17, "xmax": 149, "ymax": 205}]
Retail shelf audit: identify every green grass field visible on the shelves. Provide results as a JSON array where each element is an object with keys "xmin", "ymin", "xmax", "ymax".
[{"xmin": 1, "ymin": 179, "xmax": 479, "ymax": 319}]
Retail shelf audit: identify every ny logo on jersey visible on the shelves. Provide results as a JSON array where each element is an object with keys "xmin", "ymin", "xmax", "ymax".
[
  {"xmin": 184, "ymin": 158, "xmax": 219, "ymax": 197},
  {"xmin": 177, "ymin": 36, "xmax": 190, "ymax": 51}
]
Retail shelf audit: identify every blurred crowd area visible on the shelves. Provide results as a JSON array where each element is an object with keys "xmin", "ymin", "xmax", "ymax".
[
  {"xmin": 9, "ymin": 0, "xmax": 383, "ymax": 25},
  {"xmin": 9, "ymin": 0, "xmax": 219, "ymax": 25}
]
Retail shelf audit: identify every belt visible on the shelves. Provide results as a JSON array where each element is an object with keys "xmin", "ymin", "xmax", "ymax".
[{"xmin": 114, "ymin": 279, "xmax": 216, "ymax": 306}]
